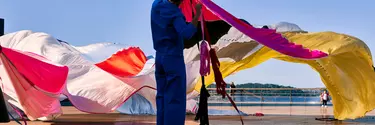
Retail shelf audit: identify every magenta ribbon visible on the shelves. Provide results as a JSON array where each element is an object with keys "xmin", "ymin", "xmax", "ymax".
[
  {"xmin": 199, "ymin": 0, "xmax": 328, "ymax": 59},
  {"xmin": 200, "ymin": 40, "xmax": 210, "ymax": 76}
]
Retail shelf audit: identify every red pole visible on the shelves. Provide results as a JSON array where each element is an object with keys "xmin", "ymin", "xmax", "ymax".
[{"xmin": 0, "ymin": 18, "xmax": 11, "ymax": 123}]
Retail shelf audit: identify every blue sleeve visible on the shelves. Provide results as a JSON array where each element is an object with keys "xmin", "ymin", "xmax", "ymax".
[
  {"xmin": 172, "ymin": 15, "xmax": 197, "ymax": 40},
  {"xmin": 155, "ymin": 1, "xmax": 197, "ymax": 39}
]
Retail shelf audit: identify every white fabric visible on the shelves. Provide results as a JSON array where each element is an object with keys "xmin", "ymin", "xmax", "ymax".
[
  {"xmin": 0, "ymin": 30, "xmax": 199, "ymax": 117},
  {"xmin": 268, "ymin": 22, "xmax": 305, "ymax": 33},
  {"xmin": 0, "ymin": 31, "xmax": 138, "ymax": 118}
]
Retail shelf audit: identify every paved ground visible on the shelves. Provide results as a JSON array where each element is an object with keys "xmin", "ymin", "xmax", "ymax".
[{"xmin": 3, "ymin": 106, "xmax": 375, "ymax": 125}]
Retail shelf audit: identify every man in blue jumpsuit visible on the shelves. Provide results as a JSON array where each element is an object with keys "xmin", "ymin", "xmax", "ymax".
[{"xmin": 151, "ymin": 0, "xmax": 201, "ymax": 124}]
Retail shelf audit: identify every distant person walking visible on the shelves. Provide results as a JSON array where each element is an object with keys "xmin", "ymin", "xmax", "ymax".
[
  {"xmin": 230, "ymin": 82, "xmax": 236, "ymax": 96},
  {"xmin": 320, "ymin": 90, "xmax": 330, "ymax": 108}
]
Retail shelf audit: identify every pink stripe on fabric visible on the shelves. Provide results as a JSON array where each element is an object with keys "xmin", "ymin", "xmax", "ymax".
[
  {"xmin": 199, "ymin": 0, "xmax": 328, "ymax": 59},
  {"xmin": 0, "ymin": 52, "xmax": 63, "ymax": 120},
  {"xmin": 63, "ymin": 85, "xmax": 156, "ymax": 114},
  {"xmin": 1, "ymin": 47, "xmax": 68, "ymax": 94}
]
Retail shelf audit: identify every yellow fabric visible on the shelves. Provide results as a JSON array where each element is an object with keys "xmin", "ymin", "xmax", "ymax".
[{"xmin": 193, "ymin": 31, "xmax": 375, "ymax": 120}]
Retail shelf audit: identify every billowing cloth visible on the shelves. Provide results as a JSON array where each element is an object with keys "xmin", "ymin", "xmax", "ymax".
[
  {"xmin": 190, "ymin": 25, "xmax": 375, "ymax": 120},
  {"xmin": 0, "ymin": 30, "xmax": 200, "ymax": 120},
  {"xmin": 65, "ymin": 41, "xmax": 158, "ymax": 115},
  {"xmin": 116, "ymin": 58, "xmax": 157, "ymax": 115},
  {"xmin": 1, "ymin": 20, "xmax": 374, "ymax": 121},
  {"xmin": 122, "ymin": 22, "xmax": 375, "ymax": 120},
  {"xmin": 182, "ymin": 0, "xmax": 328, "ymax": 59},
  {"xmin": 179, "ymin": 0, "xmax": 375, "ymax": 119},
  {"xmin": 0, "ymin": 46, "xmax": 68, "ymax": 120},
  {"xmin": 0, "ymin": 31, "xmax": 156, "ymax": 120},
  {"xmin": 95, "ymin": 47, "xmax": 147, "ymax": 77},
  {"xmin": 183, "ymin": 19, "xmax": 232, "ymax": 48}
]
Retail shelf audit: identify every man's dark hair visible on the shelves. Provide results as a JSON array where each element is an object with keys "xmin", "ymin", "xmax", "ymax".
[
  {"xmin": 262, "ymin": 25, "xmax": 269, "ymax": 29},
  {"xmin": 170, "ymin": 0, "xmax": 183, "ymax": 5}
]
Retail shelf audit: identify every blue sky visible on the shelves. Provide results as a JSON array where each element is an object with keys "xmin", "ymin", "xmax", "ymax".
[{"xmin": 1, "ymin": 0, "xmax": 374, "ymax": 87}]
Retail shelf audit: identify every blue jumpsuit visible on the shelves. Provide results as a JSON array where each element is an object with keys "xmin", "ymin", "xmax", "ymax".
[{"xmin": 151, "ymin": 0, "xmax": 197, "ymax": 125}]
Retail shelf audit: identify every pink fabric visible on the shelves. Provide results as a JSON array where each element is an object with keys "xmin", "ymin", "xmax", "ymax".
[
  {"xmin": 0, "ymin": 46, "xmax": 68, "ymax": 120},
  {"xmin": 180, "ymin": 0, "xmax": 220, "ymax": 22},
  {"xmin": 2, "ymin": 47, "xmax": 69, "ymax": 94},
  {"xmin": 199, "ymin": 0, "xmax": 328, "ymax": 59},
  {"xmin": 200, "ymin": 41, "xmax": 210, "ymax": 76}
]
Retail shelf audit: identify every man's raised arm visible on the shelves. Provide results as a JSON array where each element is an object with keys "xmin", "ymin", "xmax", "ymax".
[{"xmin": 173, "ymin": 3, "xmax": 202, "ymax": 39}]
